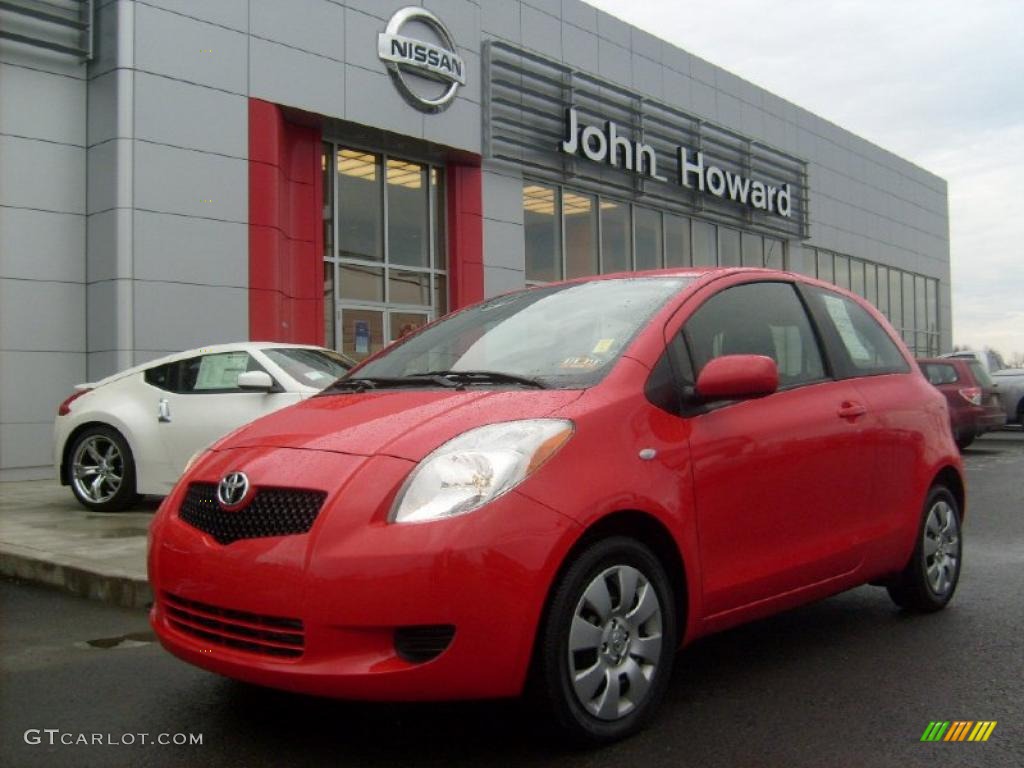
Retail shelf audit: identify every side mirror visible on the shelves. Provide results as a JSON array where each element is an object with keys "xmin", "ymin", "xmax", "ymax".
[
  {"xmin": 237, "ymin": 370, "xmax": 275, "ymax": 391},
  {"xmin": 695, "ymin": 355, "xmax": 779, "ymax": 401}
]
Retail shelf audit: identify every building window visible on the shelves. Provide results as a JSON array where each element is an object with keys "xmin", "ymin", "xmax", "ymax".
[
  {"xmin": 718, "ymin": 227, "xmax": 741, "ymax": 267},
  {"xmin": 600, "ymin": 200, "xmax": 631, "ymax": 273},
  {"xmin": 634, "ymin": 207, "xmax": 663, "ymax": 271},
  {"xmin": 323, "ymin": 143, "xmax": 447, "ymax": 361},
  {"xmin": 691, "ymin": 219, "xmax": 717, "ymax": 266},
  {"xmin": 665, "ymin": 214, "xmax": 691, "ymax": 267},
  {"xmin": 741, "ymin": 231, "xmax": 763, "ymax": 267},
  {"xmin": 522, "ymin": 180, "xmax": 788, "ymax": 283},
  {"xmin": 564, "ymin": 191, "xmax": 598, "ymax": 279},
  {"xmin": 523, "ymin": 183, "xmax": 561, "ymax": 282}
]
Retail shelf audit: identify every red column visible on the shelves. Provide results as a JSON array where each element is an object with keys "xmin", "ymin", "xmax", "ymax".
[
  {"xmin": 446, "ymin": 162, "xmax": 484, "ymax": 309},
  {"xmin": 248, "ymin": 99, "xmax": 324, "ymax": 344}
]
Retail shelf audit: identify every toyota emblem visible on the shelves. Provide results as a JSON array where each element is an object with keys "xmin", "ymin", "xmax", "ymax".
[{"xmin": 217, "ymin": 471, "xmax": 250, "ymax": 508}]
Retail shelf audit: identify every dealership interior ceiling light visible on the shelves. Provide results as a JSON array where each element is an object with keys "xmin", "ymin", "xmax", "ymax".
[
  {"xmin": 523, "ymin": 186, "xmax": 620, "ymax": 216},
  {"xmin": 334, "ymin": 150, "xmax": 427, "ymax": 189}
]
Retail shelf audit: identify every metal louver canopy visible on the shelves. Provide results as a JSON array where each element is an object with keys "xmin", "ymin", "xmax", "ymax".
[{"xmin": 483, "ymin": 40, "xmax": 808, "ymax": 240}]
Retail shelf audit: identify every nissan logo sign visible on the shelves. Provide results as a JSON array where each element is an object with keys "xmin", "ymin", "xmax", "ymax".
[
  {"xmin": 217, "ymin": 471, "xmax": 250, "ymax": 508},
  {"xmin": 377, "ymin": 7, "xmax": 465, "ymax": 113}
]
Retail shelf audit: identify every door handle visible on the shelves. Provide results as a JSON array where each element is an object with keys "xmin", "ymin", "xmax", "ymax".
[
  {"xmin": 158, "ymin": 398, "xmax": 171, "ymax": 423},
  {"xmin": 837, "ymin": 401, "xmax": 867, "ymax": 420}
]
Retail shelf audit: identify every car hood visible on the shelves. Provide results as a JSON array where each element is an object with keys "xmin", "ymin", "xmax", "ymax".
[{"xmin": 213, "ymin": 388, "xmax": 585, "ymax": 462}]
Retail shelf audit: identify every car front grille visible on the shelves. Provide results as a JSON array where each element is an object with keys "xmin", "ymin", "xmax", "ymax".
[
  {"xmin": 179, "ymin": 483, "xmax": 326, "ymax": 545},
  {"xmin": 163, "ymin": 592, "xmax": 304, "ymax": 659}
]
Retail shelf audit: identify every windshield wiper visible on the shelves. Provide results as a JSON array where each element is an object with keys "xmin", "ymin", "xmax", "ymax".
[
  {"xmin": 322, "ymin": 375, "xmax": 461, "ymax": 394},
  {"xmin": 417, "ymin": 370, "xmax": 548, "ymax": 389}
]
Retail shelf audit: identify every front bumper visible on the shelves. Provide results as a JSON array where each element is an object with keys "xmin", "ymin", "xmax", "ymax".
[{"xmin": 149, "ymin": 446, "xmax": 579, "ymax": 701}]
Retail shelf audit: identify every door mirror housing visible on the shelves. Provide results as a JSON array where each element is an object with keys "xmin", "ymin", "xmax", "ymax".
[
  {"xmin": 695, "ymin": 355, "xmax": 779, "ymax": 401},
  {"xmin": 236, "ymin": 371, "xmax": 275, "ymax": 391}
]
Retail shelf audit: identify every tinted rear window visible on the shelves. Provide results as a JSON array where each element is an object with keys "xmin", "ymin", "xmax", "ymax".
[{"xmin": 921, "ymin": 363, "xmax": 958, "ymax": 385}]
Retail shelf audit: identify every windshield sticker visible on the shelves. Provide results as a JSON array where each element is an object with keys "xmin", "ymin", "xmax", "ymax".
[
  {"xmin": 560, "ymin": 356, "xmax": 602, "ymax": 370},
  {"xmin": 592, "ymin": 338, "xmax": 615, "ymax": 354},
  {"xmin": 304, "ymin": 371, "xmax": 329, "ymax": 381}
]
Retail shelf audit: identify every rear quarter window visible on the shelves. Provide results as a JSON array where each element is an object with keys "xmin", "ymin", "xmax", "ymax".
[
  {"xmin": 967, "ymin": 361, "xmax": 993, "ymax": 387},
  {"xmin": 144, "ymin": 362, "xmax": 179, "ymax": 391},
  {"xmin": 921, "ymin": 363, "xmax": 958, "ymax": 385},
  {"xmin": 807, "ymin": 287, "xmax": 910, "ymax": 377}
]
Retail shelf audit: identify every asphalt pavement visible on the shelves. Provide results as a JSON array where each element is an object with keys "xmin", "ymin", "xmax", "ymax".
[{"xmin": 2, "ymin": 432, "xmax": 1022, "ymax": 768}]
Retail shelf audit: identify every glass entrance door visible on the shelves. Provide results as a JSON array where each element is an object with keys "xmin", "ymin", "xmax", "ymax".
[{"xmin": 323, "ymin": 144, "xmax": 447, "ymax": 362}]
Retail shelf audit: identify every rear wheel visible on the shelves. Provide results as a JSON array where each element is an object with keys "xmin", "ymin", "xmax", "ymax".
[
  {"xmin": 67, "ymin": 426, "xmax": 139, "ymax": 512},
  {"xmin": 886, "ymin": 486, "xmax": 962, "ymax": 612},
  {"xmin": 955, "ymin": 433, "xmax": 974, "ymax": 451},
  {"xmin": 533, "ymin": 536, "xmax": 677, "ymax": 744}
]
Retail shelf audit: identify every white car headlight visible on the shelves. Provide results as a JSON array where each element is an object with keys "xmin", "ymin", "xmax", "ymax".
[{"xmin": 390, "ymin": 419, "xmax": 574, "ymax": 524}]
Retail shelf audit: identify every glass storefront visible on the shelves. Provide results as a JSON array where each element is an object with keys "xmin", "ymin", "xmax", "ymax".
[
  {"xmin": 523, "ymin": 181, "xmax": 941, "ymax": 357},
  {"xmin": 523, "ymin": 181, "xmax": 785, "ymax": 286},
  {"xmin": 322, "ymin": 143, "xmax": 448, "ymax": 362}
]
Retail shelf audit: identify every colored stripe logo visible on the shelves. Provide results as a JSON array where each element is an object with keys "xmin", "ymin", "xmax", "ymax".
[{"xmin": 921, "ymin": 721, "xmax": 997, "ymax": 742}]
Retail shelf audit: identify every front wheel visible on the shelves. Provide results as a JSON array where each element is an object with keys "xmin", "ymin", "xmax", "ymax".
[
  {"xmin": 532, "ymin": 536, "xmax": 677, "ymax": 744},
  {"xmin": 67, "ymin": 426, "xmax": 140, "ymax": 512},
  {"xmin": 886, "ymin": 486, "xmax": 962, "ymax": 612}
]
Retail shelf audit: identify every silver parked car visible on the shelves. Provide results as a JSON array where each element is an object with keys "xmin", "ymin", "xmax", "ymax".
[{"xmin": 992, "ymin": 369, "xmax": 1024, "ymax": 426}]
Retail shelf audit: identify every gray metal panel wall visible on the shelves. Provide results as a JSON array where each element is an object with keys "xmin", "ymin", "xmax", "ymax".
[{"xmin": 0, "ymin": 5, "xmax": 89, "ymax": 480}]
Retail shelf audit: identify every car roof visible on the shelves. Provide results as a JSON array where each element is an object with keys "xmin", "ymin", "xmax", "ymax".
[
  {"xmin": 78, "ymin": 342, "xmax": 329, "ymax": 389},
  {"xmin": 524, "ymin": 266, "xmax": 842, "ymax": 293}
]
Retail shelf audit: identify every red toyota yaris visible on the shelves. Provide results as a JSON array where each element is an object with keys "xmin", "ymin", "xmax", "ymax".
[{"xmin": 149, "ymin": 268, "xmax": 964, "ymax": 743}]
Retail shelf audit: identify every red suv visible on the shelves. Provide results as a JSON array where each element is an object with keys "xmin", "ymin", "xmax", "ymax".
[
  {"xmin": 918, "ymin": 357, "xmax": 1006, "ymax": 449},
  {"xmin": 149, "ymin": 269, "xmax": 964, "ymax": 743}
]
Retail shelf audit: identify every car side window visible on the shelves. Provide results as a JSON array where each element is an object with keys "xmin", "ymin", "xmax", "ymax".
[
  {"xmin": 144, "ymin": 362, "xmax": 179, "ymax": 392},
  {"xmin": 684, "ymin": 281, "xmax": 826, "ymax": 389},
  {"xmin": 177, "ymin": 352, "xmax": 266, "ymax": 393},
  {"xmin": 921, "ymin": 363, "xmax": 958, "ymax": 385},
  {"xmin": 807, "ymin": 287, "xmax": 910, "ymax": 376}
]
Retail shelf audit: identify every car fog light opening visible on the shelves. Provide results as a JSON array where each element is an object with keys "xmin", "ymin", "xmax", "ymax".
[{"xmin": 394, "ymin": 625, "xmax": 456, "ymax": 663}]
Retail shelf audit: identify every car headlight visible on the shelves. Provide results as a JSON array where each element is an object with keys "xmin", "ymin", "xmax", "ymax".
[{"xmin": 390, "ymin": 419, "xmax": 574, "ymax": 524}]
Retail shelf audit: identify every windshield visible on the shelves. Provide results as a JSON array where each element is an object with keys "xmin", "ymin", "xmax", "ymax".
[
  {"xmin": 350, "ymin": 277, "xmax": 692, "ymax": 388},
  {"xmin": 265, "ymin": 348, "xmax": 353, "ymax": 389}
]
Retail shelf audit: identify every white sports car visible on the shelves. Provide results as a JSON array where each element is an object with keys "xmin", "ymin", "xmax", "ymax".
[{"xmin": 54, "ymin": 342, "xmax": 354, "ymax": 511}]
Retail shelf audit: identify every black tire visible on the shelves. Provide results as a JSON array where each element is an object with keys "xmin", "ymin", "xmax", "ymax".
[
  {"xmin": 1017, "ymin": 400, "xmax": 1024, "ymax": 427},
  {"xmin": 955, "ymin": 433, "xmax": 974, "ymax": 451},
  {"xmin": 886, "ymin": 486, "xmax": 962, "ymax": 612},
  {"xmin": 66, "ymin": 426, "xmax": 140, "ymax": 512},
  {"xmin": 532, "ymin": 536, "xmax": 678, "ymax": 744}
]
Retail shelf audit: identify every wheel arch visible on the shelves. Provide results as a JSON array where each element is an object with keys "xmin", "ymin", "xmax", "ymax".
[
  {"xmin": 534, "ymin": 509, "xmax": 691, "ymax": 661},
  {"xmin": 932, "ymin": 464, "xmax": 966, "ymax": 522},
  {"xmin": 61, "ymin": 420, "xmax": 137, "ymax": 486}
]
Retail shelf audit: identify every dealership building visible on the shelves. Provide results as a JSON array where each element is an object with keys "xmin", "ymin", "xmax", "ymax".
[{"xmin": 0, "ymin": 0, "xmax": 951, "ymax": 480}]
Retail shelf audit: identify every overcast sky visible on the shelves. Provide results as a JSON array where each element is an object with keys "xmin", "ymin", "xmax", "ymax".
[{"xmin": 588, "ymin": 0, "xmax": 1024, "ymax": 361}]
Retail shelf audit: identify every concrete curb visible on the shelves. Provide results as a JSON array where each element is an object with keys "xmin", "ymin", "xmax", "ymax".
[{"xmin": 0, "ymin": 547, "xmax": 152, "ymax": 610}]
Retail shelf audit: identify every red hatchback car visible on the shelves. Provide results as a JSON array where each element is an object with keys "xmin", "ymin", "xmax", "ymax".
[
  {"xmin": 149, "ymin": 269, "xmax": 965, "ymax": 743},
  {"xmin": 918, "ymin": 357, "xmax": 1006, "ymax": 449}
]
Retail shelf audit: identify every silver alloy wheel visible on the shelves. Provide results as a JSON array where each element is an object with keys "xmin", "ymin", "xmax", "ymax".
[
  {"xmin": 568, "ymin": 564, "xmax": 663, "ymax": 721},
  {"xmin": 71, "ymin": 434, "xmax": 124, "ymax": 504},
  {"xmin": 924, "ymin": 498, "xmax": 960, "ymax": 597}
]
